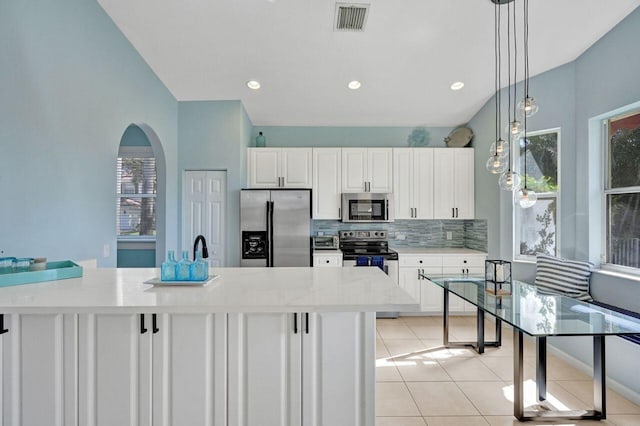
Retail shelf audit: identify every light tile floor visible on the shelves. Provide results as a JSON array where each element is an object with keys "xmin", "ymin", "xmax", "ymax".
[{"xmin": 376, "ymin": 315, "xmax": 640, "ymax": 426}]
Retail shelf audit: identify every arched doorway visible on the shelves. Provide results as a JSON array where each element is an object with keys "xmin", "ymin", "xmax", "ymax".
[{"xmin": 115, "ymin": 123, "xmax": 167, "ymax": 267}]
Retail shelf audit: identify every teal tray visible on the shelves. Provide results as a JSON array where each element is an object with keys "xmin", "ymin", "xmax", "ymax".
[{"xmin": 0, "ymin": 260, "xmax": 83, "ymax": 287}]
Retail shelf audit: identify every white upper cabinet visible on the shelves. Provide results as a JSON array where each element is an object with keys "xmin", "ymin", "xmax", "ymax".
[
  {"xmin": 312, "ymin": 148, "xmax": 342, "ymax": 219},
  {"xmin": 341, "ymin": 148, "xmax": 392, "ymax": 193},
  {"xmin": 393, "ymin": 148, "xmax": 434, "ymax": 219},
  {"xmin": 247, "ymin": 148, "xmax": 312, "ymax": 188},
  {"xmin": 433, "ymin": 148, "xmax": 475, "ymax": 219}
]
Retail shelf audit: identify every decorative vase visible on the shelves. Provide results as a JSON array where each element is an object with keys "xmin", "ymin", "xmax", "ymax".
[
  {"xmin": 255, "ymin": 131, "xmax": 266, "ymax": 147},
  {"xmin": 161, "ymin": 250, "xmax": 177, "ymax": 281}
]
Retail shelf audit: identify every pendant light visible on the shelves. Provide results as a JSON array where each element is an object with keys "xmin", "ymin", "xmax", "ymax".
[
  {"xmin": 486, "ymin": 0, "xmax": 508, "ymax": 175},
  {"xmin": 498, "ymin": 0, "xmax": 521, "ymax": 192},
  {"xmin": 516, "ymin": 0, "xmax": 537, "ymax": 208}
]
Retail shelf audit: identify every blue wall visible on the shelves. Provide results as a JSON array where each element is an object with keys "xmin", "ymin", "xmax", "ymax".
[
  {"xmin": 120, "ymin": 125, "xmax": 152, "ymax": 147},
  {"xmin": 0, "ymin": 0, "xmax": 178, "ymax": 267}
]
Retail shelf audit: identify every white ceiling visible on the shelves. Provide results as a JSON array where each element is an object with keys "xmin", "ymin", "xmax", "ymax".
[{"xmin": 98, "ymin": 0, "xmax": 640, "ymax": 127}]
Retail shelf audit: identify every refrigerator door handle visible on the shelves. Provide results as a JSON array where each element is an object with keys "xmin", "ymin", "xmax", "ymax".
[
  {"xmin": 269, "ymin": 200, "xmax": 275, "ymax": 267},
  {"xmin": 265, "ymin": 200, "xmax": 271, "ymax": 267}
]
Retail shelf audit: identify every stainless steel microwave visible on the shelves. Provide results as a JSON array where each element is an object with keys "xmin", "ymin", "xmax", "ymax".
[{"xmin": 341, "ymin": 193, "xmax": 394, "ymax": 222}]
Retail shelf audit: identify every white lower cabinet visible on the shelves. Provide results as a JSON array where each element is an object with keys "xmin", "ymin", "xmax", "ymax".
[
  {"xmin": 227, "ymin": 311, "xmax": 375, "ymax": 426},
  {"xmin": 78, "ymin": 313, "xmax": 226, "ymax": 426},
  {"xmin": 399, "ymin": 253, "xmax": 487, "ymax": 314},
  {"xmin": 1, "ymin": 314, "xmax": 77, "ymax": 426},
  {"xmin": 312, "ymin": 252, "xmax": 342, "ymax": 267}
]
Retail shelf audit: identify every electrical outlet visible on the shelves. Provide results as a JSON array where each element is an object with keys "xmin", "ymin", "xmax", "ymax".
[
  {"xmin": 446, "ymin": 231, "xmax": 452, "ymax": 240},
  {"xmin": 103, "ymin": 244, "xmax": 110, "ymax": 258},
  {"xmin": 396, "ymin": 233, "xmax": 406, "ymax": 240}
]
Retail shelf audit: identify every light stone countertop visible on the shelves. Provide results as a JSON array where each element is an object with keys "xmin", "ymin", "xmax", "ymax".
[
  {"xmin": 0, "ymin": 266, "xmax": 419, "ymax": 314},
  {"xmin": 392, "ymin": 247, "xmax": 488, "ymax": 255}
]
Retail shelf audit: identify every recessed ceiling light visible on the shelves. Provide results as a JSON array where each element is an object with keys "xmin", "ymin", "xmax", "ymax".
[
  {"xmin": 450, "ymin": 81, "xmax": 465, "ymax": 91},
  {"xmin": 348, "ymin": 80, "xmax": 362, "ymax": 90},
  {"xmin": 247, "ymin": 80, "xmax": 261, "ymax": 90}
]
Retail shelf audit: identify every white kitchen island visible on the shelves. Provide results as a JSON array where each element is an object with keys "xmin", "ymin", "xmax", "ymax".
[{"xmin": 0, "ymin": 266, "xmax": 417, "ymax": 426}]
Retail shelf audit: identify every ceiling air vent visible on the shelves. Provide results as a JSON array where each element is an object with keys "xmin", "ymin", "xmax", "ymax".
[{"xmin": 334, "ymin": 3, "xmax": 370, "ymax": 32}]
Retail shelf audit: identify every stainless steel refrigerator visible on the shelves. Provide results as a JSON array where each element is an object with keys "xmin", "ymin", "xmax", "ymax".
[{"xmin": 240, "ymin": 189, "xmax": 311, "ymax": 267}]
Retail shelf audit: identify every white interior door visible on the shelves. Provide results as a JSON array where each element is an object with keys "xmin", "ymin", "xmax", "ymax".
[{"xmin": 183, "ymin": 171, "xmax": 226, "ymax": 267}]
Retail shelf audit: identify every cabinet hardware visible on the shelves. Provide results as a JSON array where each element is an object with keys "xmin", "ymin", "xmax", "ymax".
[
  {"xmin": 305, "ymin": 313, "xmax": 309, "ymax": 334},
  {"xmin": 338, "ymin": 207, "xmax": 341, "ymax": 218},
  {"xmin": 455, "ymin": 207, "xmax": 459, "ymax": 218},
  {"xmin": 293, "ymin": 313, "xmax": 298, "ymax": 334},
  {"xmin": 325, "ymin": 260, "xmax": 330, "ymax": 264},
  {"xmin": 152, "ymin": 314, "xmax": 159, "ymax": 334},
  {"xmin": 140, "ymin": 314, "xmax": 147, "ymax": 334},
  {"xmin": 0, "ymin": 314, "xmax": 8, "ymax": 334},
  {"xmin": 452, "ymin": 208, "xmax": 455, "ymax": 218}
]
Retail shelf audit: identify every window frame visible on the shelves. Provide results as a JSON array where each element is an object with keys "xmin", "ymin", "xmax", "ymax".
[
  {"xmin": 513, "ymin": 127, "xmax": 561, "ymax": 262},
  {"xmin": 117, "ymin": 146, "xmax": 157, "ymax": 242},
  {"xmin": 601, "ymin": 109, "xmax": 640, "ymax": 276}
]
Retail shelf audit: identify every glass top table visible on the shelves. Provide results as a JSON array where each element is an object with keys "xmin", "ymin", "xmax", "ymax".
[
  {"xmin": 420, "ymin": 274, "xmax": 640, "ymax": 422},
  {"xmin": 426, "ymin": 275, "xmax": 640, "ymax": 337}
]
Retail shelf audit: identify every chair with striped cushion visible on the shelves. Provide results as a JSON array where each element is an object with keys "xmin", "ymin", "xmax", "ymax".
[{"xmin": 535, "ymin": 254, "xmax": 594, "ymax": 302}]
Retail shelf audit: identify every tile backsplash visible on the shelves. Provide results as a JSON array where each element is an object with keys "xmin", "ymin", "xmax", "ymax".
[{"xmin": 312, "ymin": 219, "xmax": 487, "ymax": 252}]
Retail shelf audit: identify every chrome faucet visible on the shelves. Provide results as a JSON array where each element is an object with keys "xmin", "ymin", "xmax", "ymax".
[{"xmin": 193, "ymin": 235, "xmax": 209, "ymax": 260}]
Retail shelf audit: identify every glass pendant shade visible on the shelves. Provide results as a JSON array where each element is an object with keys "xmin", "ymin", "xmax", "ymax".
[
  {"xmin": 517, "ymin": 96, "xmax": 539, "ymax": 118},
  {"xmin": 498, "ymin": 170, "xmax": 521, "ymax": 192},
  {"xmin": 486, "ymin": 154, "xmax": 508, "ymax": 174},
  {"xmin": 505, "ymin": 121, "xmax": 524, "ymax": 140},
  {"xmin": 517, "ymin": 187, "xmax": 538, "ymax": 208},
  {"xmin": 489, "ymin": 138, "xmax": 508, "ymax": 158}
]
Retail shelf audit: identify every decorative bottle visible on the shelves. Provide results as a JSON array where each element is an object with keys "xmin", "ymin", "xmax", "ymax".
[
  {"xmin": 176, "ymin": 250, "xmax": 193, "ymax": 281},
  {"xmin": 161, "ymin": 250, "xmax": 177, "ymax": 281},
  {"xmin": 255, "ymin": 131, "xmax": 266, "ymax": 147},
  {"xmin": 190, "ymin": 249, "xmax": 209, "ymax": 281}
]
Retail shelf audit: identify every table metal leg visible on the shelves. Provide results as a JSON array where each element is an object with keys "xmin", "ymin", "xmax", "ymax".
[
  {"xmin": 513, "ymin": 333, "xmax": 606, "ymax": 421},
  {"xmin": 537, "ymin": 336, "xmax": 547, "ymax": 402},
  {"xmin": 514, "ymin": 329, "xmax": 525, "ymax": 420},
  {"xmin": 440, "ymin": 288, "xmax": 501, "ymax": 355},
  {"xmin": 476, "ymin": 309, "xmax": 485, "ymax": 354},
  {"xmin": 443, "ymin": 289, "xmax": 450, "ymax": 346},
  {"xmin": 594, "ymin": 335, "xmax": 606, "ymax": 419}
]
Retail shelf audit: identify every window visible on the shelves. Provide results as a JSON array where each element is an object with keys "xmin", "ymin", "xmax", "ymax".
[
  {"xmin": 514, "ymin": 129, "xmax": 560, "ymax": 260},
  {"xmin": 604, "ymin": 110, "xmax": 640, "ymax": 270},
  {"xmin": 116, "ymin": 146, "xmax": 157, "ymax": 239}
]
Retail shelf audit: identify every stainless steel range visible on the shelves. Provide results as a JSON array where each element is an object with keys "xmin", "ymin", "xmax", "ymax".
[{"xmin": 339, "ymin": 230, "xmax": 399, "ymax": 319}]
